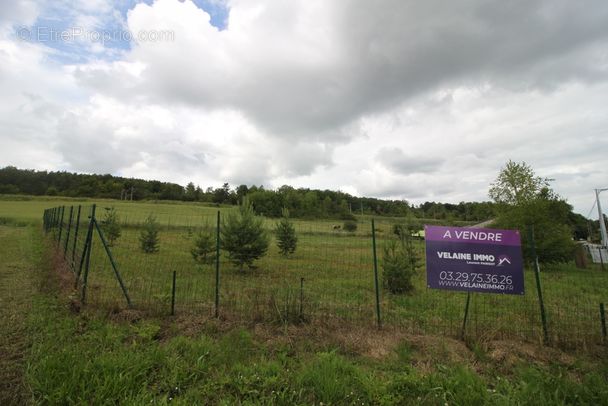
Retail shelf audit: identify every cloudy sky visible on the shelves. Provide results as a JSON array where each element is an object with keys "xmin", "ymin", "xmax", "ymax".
[{"xmin": 1, "ymin": 0, "xmax": 607, "ymax": 215}]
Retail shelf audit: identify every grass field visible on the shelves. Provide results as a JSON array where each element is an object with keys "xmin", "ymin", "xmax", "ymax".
[
  {"xmin": 1, "ymin": 222, "xmax": 608, "ymax": 404},
  {"xmin": 19, "ymin": 195, "xmax": 606, "ymax": 348}
]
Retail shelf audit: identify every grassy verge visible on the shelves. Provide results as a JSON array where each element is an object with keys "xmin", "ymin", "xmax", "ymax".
[
  {"xmin": 1, "ymin": 224, "xmax": 604, "ymax": 404},
  {"xmin": 0, "ymin": 224, "xmax": 39, "ymax": 405}
]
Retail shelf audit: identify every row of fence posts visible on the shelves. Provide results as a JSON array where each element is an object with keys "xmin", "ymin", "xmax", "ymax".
[
  {"xmin": 43, "ymin": 204, "xmax": 132, "ymax": 308},
  {"xmin": 43, "ymin": 206, "xmax": 307, "ymax": 321},
  {"xmin": 42, "ymin": 206, "xmax": 607, "ymax": 345}
]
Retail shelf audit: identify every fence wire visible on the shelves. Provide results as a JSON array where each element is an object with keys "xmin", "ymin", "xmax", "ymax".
[{"xmin": 43, "ymin": 204, "xmax": 607, "ymax": 347}]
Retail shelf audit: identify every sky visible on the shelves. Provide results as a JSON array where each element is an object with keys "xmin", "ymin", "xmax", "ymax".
[{"xmin": 1, "ymin": 0, "xmax": 607, "ymax": 216}]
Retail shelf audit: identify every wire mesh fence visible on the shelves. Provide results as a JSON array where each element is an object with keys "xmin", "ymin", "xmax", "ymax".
[{"xmin": 43, "ymin": 204, "xmax": 607, "ymax": 348}]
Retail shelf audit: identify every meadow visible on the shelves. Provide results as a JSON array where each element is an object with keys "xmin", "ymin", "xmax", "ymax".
[
  {"xmin": 32, "ymin": 197, "xmax": 608, "ymax": 348},
  {"xmin": 1, "ymin": 196, "xmax": 608, "ymax": 404}
]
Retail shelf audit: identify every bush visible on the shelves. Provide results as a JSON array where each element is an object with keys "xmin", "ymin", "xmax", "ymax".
[
  {"xmin": 392, "ymin": 223, "xmax": 405, "ymax": 237},
  {"xmin": 393, "ymin": 216, "xmax": 421, "ymax": 238},
  {"xmin": 494, "ymin": 199, "xmax": 576, "ymax": 264},
  {"xmin": 191, "ymin": 225, "xmax": 216, "ymax": 265},
  {"xmin": 100, "ymin": 207, "xmax": 121, "ymax": 246},
  {"xmin": 275, "ymin": 208, "xmax": 297, "ymax": 256},
  {"xmin": 382, "ymin": 234, "xmax": 419, "ymax": 294},
  {"xmin": 139, "ymin": 214, "xmax": 160, "ymax": 253},
  {"xmin": 221, "ymin": 197, "xmax": 269, "ymax": 271},
  {"xmin": 343, "ymin": 220, "xmax": 357, "ymax": 232}
]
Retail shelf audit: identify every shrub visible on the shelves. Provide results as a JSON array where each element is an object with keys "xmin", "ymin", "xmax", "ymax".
[
  {"xmin": 275, "ymin": 208, "xmax": 297, "ymax": 256},
  {"xmin": 343, "ymin": 220, "xmax": 357, "ymax": 232},
  {"xmin": 392, "ymin": 223, "xmax": 404, "ymax": 237},
  {"xmin": 393, "ymin": 216, "xmax": 421, "ymax": 238},
  {"xmin": 191, "ymin": 225, "xmax": 216, "ymax": 265},
  {"xmin": 100, "ymin": 207, "xmax": 121, "ymax": 246},
  {"xmin": 221, "ymin": 197, "xmax": 269, "ymax": 271},
  {"xmin": 139, "ymin": 214, "xmax": 160, "ymax": 253},
  {"xmin": 382, "ymin": 234, "xmax": 419, "ymax": 294}
]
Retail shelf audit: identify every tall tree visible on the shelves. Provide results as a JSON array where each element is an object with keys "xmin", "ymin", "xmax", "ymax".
[
  {"xmin": 490, "ymin": 161, "xmax": 574, "ymax": 264},
  {"xmin": 185, "ymin": 182, "xmax": 197, "ymax": 201},
  {"xmin": 489, "ymin": 160, "xmax": 550, "ymax": 206}
]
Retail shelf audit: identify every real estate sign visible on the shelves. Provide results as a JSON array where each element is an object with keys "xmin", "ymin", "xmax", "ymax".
[{"xmin": 425, "ymin": 225, "xmax": 524, "ymax": 295}]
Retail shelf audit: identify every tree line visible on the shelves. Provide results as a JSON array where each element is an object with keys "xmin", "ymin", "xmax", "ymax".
[
  {"xmin": 0, "ymin": 165, "xmax": 596, "ymax": 240},
  {"xmin": 1, "ymin": 166, "xmax": 499, "ymax": 221}
]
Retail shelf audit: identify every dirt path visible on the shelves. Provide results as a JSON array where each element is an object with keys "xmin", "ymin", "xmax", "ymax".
[{"xmin": 0, "ymin": 225, "xmax": 40, "ymax": 405}]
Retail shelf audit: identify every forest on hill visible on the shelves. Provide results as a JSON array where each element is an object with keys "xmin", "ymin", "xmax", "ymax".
[{"xmin": 0, "ymin": 166, "xmax": 593, "ymax": 240}]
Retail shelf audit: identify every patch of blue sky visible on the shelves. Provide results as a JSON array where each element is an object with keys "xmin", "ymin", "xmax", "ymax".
[
  {"xmin": 16, "ymin": 0, "xmax": 229, "ymax": 64},
  {"xmin": 26, "ymin": 18, "xmax": 129, "ymax": 63},
  {"xmin": 191, "ymin": 0, "xmax": 229, "ymax": 30}
]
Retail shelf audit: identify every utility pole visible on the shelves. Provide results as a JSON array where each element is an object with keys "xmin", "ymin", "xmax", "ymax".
[{"xmin": 596, "ymin": 188, "xmax": 608, "ymax": 247}]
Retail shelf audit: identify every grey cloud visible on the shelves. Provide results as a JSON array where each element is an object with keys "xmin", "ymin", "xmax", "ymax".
[
  {"xmin": 273, "ymin": 140, "xmax": 333, "ymax": 177},
  {"xmin": 55, "ymin": 112, "xmax": 134, "ymax": 173},
  {"xmin": 55, "ymin": 110, "xmax": 210, "ymax": 176},
  {"xmin": 78, "ymin": 0, "xmax": 608, "ymax": 140},
  {"xmin": 376, "ymin": 147, "xmax": 443, "ymax": 174}
]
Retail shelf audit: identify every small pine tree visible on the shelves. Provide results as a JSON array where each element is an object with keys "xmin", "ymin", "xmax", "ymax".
[
  {"xmin": 101, "ymin": 207, "xmax": 121, "ymax": 246},
  {"xmin": 221, "ymin": 197, "xmax": 269, "ymax": 271},
  {"xmin": 275, "ymin": 208, "xmax": 297, "ymax": 256},
  {"xmin": 191, "ymin": 225, "xmax": 216, "ymax": 265},
  {"xmin": 139, "ymin": 214, "xmax": 160, "ymax": 253},
  {"xmin": 382, "ymin": 232, "xmax": 419, "ymax": 294},
  {"xmin": 343, "ymin": 220, "xmax": 357, "ymax": 232}
]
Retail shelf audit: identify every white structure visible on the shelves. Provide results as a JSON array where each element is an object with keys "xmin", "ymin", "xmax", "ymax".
[{"xmin": 595, "ymin": 188, "xmax": 608, "ymax": 248}]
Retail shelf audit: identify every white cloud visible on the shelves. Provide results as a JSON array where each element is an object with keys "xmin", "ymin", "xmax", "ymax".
[{"xmin": 1, "ymin": 0, "xmax": 607, "ymax": 215}]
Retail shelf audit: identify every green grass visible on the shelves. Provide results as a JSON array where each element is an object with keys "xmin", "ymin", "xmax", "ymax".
[
  {"xmin": 3, "ymin": 195, "xmax": 608, "ymax": 346},
  {"xmin": 0, "ymin": 224, "xmax": 39, "ymax": 405},
  {"xmin": 0, "ymin": 222, "xmax": 607, "ymax": 404},
  {"xmin": 75, "ymin": 222, "xmax": 606, "ymax": 345}
]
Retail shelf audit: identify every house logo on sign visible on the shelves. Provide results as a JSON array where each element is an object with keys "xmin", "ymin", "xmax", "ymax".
[{"xmin": 497, "ymin": 255, "xmax": 511, "ymax": 266}]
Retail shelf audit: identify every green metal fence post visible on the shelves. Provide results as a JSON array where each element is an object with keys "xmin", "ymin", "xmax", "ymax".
[
  {"xmin": 75, "ymin": 206, "xmax": 94, "ymax": 287},
  {"xmin": 171, "ymin": 271, "xmax": 177, "ymax": 316},
  {"xmin": 64, "ymin": 206, "xmax": 74, "ymax": 258},
  {"xmin": 461, "ymin": 292, "xmax": 471, "ymax": 340},
  {"xmin": 371, "ymin": 219, "xmax": 382, "ymax": 329},
  {"xmin": 214, "ymin": 210, "xmax": 221, "ymax": 318},
  {"xmin": 71, "ymin": 205, "xmax": 82, "ymax": 267},
  {"xmin": 93, "ymin": 218, "xmax": 132, "ymax": 307},
  {"xmin": 529, "ymin": 226, "xmax": 549, "ymax": 344},
  {"xmin": 80, "ymin": 205, "xmax": 96, "ymax": 303},
  {"xmin": 299, "ymin": 277, "xmax": 304, "ymax": 320},
  {"xmin": 57, "ymin": 206, "xmax": 65, "ymax": 244},
  {"xmin": 600, "ymin": 303, "xmax": 606, "ymax": 344}
]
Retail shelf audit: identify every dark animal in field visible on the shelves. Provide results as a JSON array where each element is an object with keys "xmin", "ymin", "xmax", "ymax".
[{"xmin": 333, "ymin": 225, "xmax": 341, "ymax": 230}]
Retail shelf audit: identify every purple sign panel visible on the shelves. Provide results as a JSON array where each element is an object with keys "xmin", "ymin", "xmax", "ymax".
[{"xmin": 425, "ymin": 225, "xmax": 524, "ymax": 295}]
